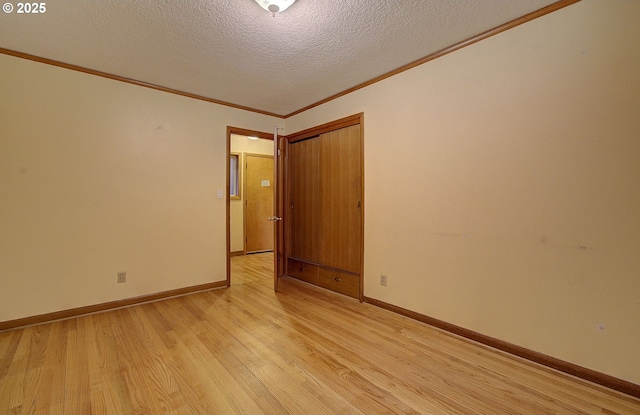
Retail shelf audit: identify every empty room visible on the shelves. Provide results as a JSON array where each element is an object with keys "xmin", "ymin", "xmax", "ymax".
[{"xmin": 1, "ymin": 0, "xmax": 639, "ymax": 413}]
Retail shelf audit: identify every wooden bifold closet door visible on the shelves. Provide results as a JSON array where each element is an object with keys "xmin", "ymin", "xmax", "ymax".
[
  {"xmin": 286, "ymin": 123, "xmax": 362, "ymax": 299},
  {"xmin": 318, "ymin": 125, "xmax": 362, "ymax": 274},
  {"xmin": 288, "ymin": 137, "xmax": 319, "ymax": 263}
]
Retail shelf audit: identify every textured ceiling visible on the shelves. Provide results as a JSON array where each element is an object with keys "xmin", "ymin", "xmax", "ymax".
[{"xmin": 0, "ymin": 0, "xmax": 561, "ymax": 116}]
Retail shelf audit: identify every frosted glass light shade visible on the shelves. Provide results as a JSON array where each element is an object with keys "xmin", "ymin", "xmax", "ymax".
[{"xmin": 254, "ymin": 0, "xmax": 296, "ymax": 13}]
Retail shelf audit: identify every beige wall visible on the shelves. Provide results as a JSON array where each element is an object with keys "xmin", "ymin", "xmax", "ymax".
[
  {"xmin": 286, "ymin": 0, "xmax": 640, "ymax": 384},
  {"xmin": 0, "ymin": 54, "xmax": 283, "ymax": 321},
  {"xmin": 229, "ymin": 135, "xmax": 274, "ymax": 252}
]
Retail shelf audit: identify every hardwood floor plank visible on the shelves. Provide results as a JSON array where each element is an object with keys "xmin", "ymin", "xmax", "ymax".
[
  {"xmin": 0, "ymin": 331, "xmax": 22, "ymax": 383},
  {"xmin": 194, "ymin": 294, "xmax": 359, "ymax": 414},
  {"xmin": 62, "ymin": 320, "xmax": 90, "ymax": 415},
  {"xmin": 0, "ymin": 252, "xmax": 639, "ymax": 414},
  {"xmin": 192, "ymin": 320, "xmax": 291, "ymax": 412},
  {"xmin": 273, "ymin": 282, "xmax": 503, "ymax": 414},
  {"xmin": 38, "ymin": 321, "xmax": 69, "ymax": 415}
]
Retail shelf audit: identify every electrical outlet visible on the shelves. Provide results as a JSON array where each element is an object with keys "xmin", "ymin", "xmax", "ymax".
[
  {"xmin": 380, "ymin": 274, "xmax": 387, "ymax": 286},
  {"xmin": 117, "ymin": 271, "xmax": 127, "ymax": 283}
]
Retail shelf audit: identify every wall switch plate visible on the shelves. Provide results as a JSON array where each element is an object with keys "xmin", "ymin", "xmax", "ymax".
[
  {"xmin": 380, "ymin": 274, "xmax": 387, "ymax": 286},
  {"xmin": 118, "ymin": 271, "xmax": 127, "ymax": 283}
]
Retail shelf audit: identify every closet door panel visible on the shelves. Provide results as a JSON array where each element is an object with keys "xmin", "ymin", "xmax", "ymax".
[
  {"xmin": 318, "ymin": 125, "xmax": 362, "ymax": 274},
  {"xmin": 288, "ymin": 138, "xmax": 319, "ymax": 262}
]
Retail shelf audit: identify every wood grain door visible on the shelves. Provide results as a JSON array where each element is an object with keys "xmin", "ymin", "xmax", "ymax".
[
  {"xmin": 245, "ymin": 154, "xmax": 274, "ymax": 253},
  {"xmin": 318, "ymin": 124, "xmax": 362, "ymax": 274},
  {"xmin": 287, "ymin": 137, "xmax": 319, "ymax": 263}
]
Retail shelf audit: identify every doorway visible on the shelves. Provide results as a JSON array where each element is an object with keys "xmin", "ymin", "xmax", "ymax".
[{"xmin": 227, "ymin": 130, "xmax": 277, "ymax": 287}]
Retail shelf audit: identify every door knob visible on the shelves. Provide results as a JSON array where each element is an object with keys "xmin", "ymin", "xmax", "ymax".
[{"xmin": 268, "ymin": 216, "xmax": 282, "ymax": 222}]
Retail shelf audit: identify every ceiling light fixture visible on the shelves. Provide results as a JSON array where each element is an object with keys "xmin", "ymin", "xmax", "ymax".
[
  {"xmin": 254, "ymin": 0, "xmax": 296, "ymax": 16},
  {"xmin": 248, "ymin": 136, "xmax": 259, "ymax": 140}
]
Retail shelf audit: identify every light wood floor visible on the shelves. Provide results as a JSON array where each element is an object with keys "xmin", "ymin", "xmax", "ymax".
[{"xmin": 1, "ymin": 253, "xmax": 639, "ymax": 414}]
